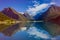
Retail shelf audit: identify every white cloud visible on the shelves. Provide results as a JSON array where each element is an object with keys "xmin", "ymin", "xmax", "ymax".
[
  {"xmin": 26, "ymin": 1, "xmax": 54, "ymax": 17},
  {"xmin": 27, "ymin": 27, "xmax": 51, "ymax": 39},
  {"xmin": 27, "ymin": 4, "xmax": 49, "ymax": 16}
]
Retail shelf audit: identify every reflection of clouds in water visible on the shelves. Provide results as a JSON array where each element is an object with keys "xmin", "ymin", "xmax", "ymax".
[
  {"xmin": 20, "ymin": 27, "xmax": 27, "ymax": 31},
  {"xmin": 0, "ymin": 22, "xmax": 60, "ymax": 40},
  {"xmin": 51, "ymin": 36, "xmax": 60, "ymax": 40},
  {"xmin": 0, "ymin": 27, "xmax": 60, "ymax": 40},
  {"xmin": 27, "ymin": 27, "xmax": 51, "ymax": 39}
]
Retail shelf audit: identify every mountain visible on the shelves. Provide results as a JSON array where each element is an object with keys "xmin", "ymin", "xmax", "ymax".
[
  {"xmin": 38, "ymin": 5, "xmax": 60, "ymax": 36},
  {"xmin": 43, "ymin": 5, "xmax": 60, "ymax": 25},
  {"xmin": 1, "ymin": 22, "xmax": 31, "ymax": 36},
  {"xmin": 2, "ymin": 7, "xmax": 28, "ymax": 21},
  {"xmin": 0, "ymin": 12, "xmax": 15, "ymax": 21},
  {"xmin": 36, "ymin": 5, "xmax": 60, "ymax": 24},
  {"xmin": 23, "ymin": 12, "xmax": 34, "ymax": 20}
]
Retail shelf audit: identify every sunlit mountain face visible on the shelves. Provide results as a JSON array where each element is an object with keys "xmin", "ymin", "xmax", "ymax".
[{"xmin": 0, "ymin": 0, "xmax": 60, "ymax": 40}]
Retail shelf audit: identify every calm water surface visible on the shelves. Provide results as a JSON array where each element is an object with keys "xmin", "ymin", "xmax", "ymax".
[{"xmin": 0, "ymin": 22, "xmax": 53, "ymax": 40}]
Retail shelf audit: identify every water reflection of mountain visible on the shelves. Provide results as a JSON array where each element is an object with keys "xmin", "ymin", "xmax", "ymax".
[
  {"xmin": 1, "ymin": 23, "xmax": 20, "ymax": 36},
  {"xmin": 0, "ymin": 22, "xmax": 52, "ymax": 40},
  {"xmin": 0, "ymin": 22, "xmax": 32, "ymax": 36}
]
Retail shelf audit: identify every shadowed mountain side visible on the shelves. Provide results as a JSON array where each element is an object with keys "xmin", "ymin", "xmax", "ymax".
[
  {"xmin": 0, "ymin": 12, "xmax": 15, "ymax": 21},
  {"xmin": 1, "ymin": 7, "xmax": 28, "ymax": 21}
]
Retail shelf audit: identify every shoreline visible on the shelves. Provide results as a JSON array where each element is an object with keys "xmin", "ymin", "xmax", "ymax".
[{"xmin": 0, "ymin": 20, "xmax": 43, "ymax": 25}]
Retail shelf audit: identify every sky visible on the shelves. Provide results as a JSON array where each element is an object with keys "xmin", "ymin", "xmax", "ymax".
[
  {"xmin": 0, "ymin": 0, "xmax": 60, "ymax": 14},
  {"xmin": 0, "ymin": 0, "xmax": 52, "ymax": 11},
  {"xmin": 52, "ymin": 0, "xmax": 60, "ymax": 6},
  {"xmin": 0, "ymin": 0, "xmax": 33, "ymax": 12}
]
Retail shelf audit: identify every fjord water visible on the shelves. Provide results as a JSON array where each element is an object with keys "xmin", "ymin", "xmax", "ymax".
[{"xmin": 0, "ymin": 22, "xmax": 52, "ymax": 40}]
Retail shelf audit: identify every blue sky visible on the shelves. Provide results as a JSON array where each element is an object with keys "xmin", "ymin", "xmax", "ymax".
[
  {"xmin": 0, "ymin": 0, "xmax": 52, "ymax": 12},
  {"xmin": 0, "ymin": 0, "xmax": 33, "ymax": 12},
  {"xmin": 0, "ymin": 0, "xmax": 60, "ymax": 14}
]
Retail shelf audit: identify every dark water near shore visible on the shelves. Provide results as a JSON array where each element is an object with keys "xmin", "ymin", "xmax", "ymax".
[{"xmin": 0, "ymin": 22, "xmax": 55, "ymax": 40}]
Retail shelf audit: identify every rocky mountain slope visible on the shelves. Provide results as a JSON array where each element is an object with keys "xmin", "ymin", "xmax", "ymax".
[
  {"xmin": 40, "ymin": 5, "xmax": 60, "ymax": 36},
  {"xmin": 1, "ymin": 7, "xmax": 28, "ymax": 21}
]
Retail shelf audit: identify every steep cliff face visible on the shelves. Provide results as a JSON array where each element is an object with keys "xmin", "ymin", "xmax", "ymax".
[{"xmin": 2, "ymin": 7, "xmax": 28, "ymax": 21}]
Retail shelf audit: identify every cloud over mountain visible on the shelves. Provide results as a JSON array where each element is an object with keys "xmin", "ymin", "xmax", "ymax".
[{"xmin": 26, "ymin": 1, "xmax": 55, "ymax": 17}]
